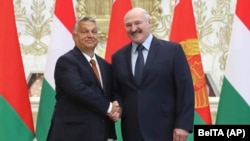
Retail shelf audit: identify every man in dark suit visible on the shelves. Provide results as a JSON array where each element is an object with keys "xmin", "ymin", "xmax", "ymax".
[
  {"xmin": 47, "ymin": 16, "xmax": 121, "ymax": 141},
  {"xmin": 112, "ymin": 8, "xmax": 194, "ymax": 141}
]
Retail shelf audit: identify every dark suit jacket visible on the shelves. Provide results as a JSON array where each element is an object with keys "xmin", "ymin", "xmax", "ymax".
[
  {"xmin": 47, "ymin": 47, "xmax": 116, "ymax": 141},
  {"xmin": 112, "ymin": 37, "xmax": 194, "ymax": 141}
]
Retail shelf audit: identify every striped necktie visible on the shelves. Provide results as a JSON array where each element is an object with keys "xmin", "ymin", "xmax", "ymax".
[{"xmin": 90, "ymin": 59, "xmax": 101, "ymax": 83}]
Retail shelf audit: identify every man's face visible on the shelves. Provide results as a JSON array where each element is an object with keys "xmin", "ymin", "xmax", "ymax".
[
  {"xmin": 124, "ymin": 10, "xmax": 151, "ymax": 44},
  {"xmin": 73, "ymin": 21, "xmax": 98, "ymax": 52}
]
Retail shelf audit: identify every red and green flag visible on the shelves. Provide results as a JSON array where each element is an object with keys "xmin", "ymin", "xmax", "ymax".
[
  {"xmin": 105, "ymin": 0, "xmax": 132, "ymax": 140},
  {"xmin": 105, "ymin": 0, "xmax": 132, "ymax": 63},
  {"xmin": 216, "ymin": 0, "xmax": 250, "ymax": 124},
  {"xmin": 169, "ymin": 0, "xmax": 212, "ymax": 140},
  {"xmin": 35, "ymin": 0, "xmax": 75, "ymax": 140},
  {"xmin": 0, "ymin": 1, "xmax": 35, "ymax": 140}
]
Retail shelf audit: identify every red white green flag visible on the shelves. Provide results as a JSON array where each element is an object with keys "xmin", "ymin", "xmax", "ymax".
[
  {"xmin": 35, "ymin": 0, "xmax": 75, "ymax": 140},
  {"xmin": 0, "ymin": 1, "xmax": 35, "ymax": 140},
  {"xmin": 216, "ymin": 0, "xmax": 250, "ymax": 124},
  {"xmin": 105, "ymin": 0, "xmax": 132, "ymax": 140},
  {"xmin": 169, "ymin": 0, "xmax": 212, "ymax": 140}
]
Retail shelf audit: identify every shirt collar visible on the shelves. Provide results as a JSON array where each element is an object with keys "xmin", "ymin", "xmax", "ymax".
[
  {"xmin": 82, "ymin": 52, "xmax": 97, "ymax": 62},
  {"xmin": 132, "ymin": 33, "xmax": 153, "ymax": 53}
]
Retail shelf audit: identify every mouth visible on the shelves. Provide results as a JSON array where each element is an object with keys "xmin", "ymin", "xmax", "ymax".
[
  {"xmin": 131, "ymin": 32, "xmax": 142, "ymax": 39},
  {"xmin": 85, "ymin": 40, "xmax": 96, "ymax": 44},
  {"xmin": 131, "ymin": 30, "xmax": 141, "ymax": 36}
]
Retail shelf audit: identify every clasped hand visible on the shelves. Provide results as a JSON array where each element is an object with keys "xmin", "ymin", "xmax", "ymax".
[{"xmin": 107, "ymin": 101, "xmax": 122, "ymax": 122}]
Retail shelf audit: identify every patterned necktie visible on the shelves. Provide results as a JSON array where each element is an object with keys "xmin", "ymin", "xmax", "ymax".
[
  {"xmin": 90, "ymin": 59, "xmax": 101, "ymax": 83},
  {"xmin": 134, "ymin": 45, "xmax": 144, "ymax": 85}
]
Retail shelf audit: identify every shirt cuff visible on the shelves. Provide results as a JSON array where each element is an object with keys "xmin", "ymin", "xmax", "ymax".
[{"xmin": 107, "ymin": 102, "xmax": 112, "ymax": 113}]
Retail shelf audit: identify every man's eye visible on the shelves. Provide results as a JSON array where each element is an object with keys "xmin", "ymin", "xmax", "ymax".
[
  {"xmin": 81, "ymin": 31, "xmax": 88, "ymax": 34},
  {"xmin": 81, "ymin": 31, "xmax": 97, "ymax": 35},
  {"xmin": 126, "ymin": 24, "xmax": 131, "ymax": 27}
]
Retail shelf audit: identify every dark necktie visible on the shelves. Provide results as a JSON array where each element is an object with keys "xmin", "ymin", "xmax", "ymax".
[
  {"xmin": 134, "ymin": 45, "xmax": 144, "ymax": 85},
  {"xmin": 90, "ymin": 59, "xmax": 101, "ymax": 83}
]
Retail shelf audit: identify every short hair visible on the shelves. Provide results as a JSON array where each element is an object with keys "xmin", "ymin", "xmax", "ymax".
[
  {"xmin": 124, "ymin": 7, "xmax": 151, "ymax": 22},
  {"xmin": 73, "ymin": 16, "xmax": 97, "ymax": 33},
  {"xmin": 140, "ymin": 8, "xmax": 151, "ymax": 22}
]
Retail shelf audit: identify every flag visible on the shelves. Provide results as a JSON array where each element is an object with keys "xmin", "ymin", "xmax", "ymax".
[
  {"xmin": 169, "ymin": 0, "xmax": 212, "ymax": 140},
  {"xmin": 35, "ymin": 0, "xmax": 75, "ymax": 140},
  {"xmin": 0, "ymin": 1, "xmax": 35, "ymax": 141},
  {"xmin": 105, "ymin": 0, "xmax": 132, "ymax": 63},
  {"xmin": 216, "ymin": 0, "xmax": 250, "ymax": 124},
  {"xmin": 105, "ymin": 0, "xmax": 132, "ymax": 140}
]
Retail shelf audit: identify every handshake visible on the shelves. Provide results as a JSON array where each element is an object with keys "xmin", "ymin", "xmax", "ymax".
[{"xmin": 107, "ymin": 101, "xmax": 122, "ymax": 122}]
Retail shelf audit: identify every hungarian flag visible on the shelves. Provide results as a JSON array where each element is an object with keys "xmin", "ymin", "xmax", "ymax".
[
  {"xmin": 169, "ymin": 0, "xmax": 212, "ymax": 140},
  {"xmin": 216, "ymin": 0, "xmax": 250, "ymax": 124},
  {"xmin": 35, "ymin": 0, "xmax": 75, "ymax": 140},
  {"xmin": 105, "ymin": 0, "xmax": 132, "ymax": 140},
  {"xmin": 0, "ymin": 1, "xmax": 34, "ymax": 141}
]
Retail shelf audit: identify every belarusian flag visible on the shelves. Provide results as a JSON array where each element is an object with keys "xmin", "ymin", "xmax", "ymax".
[
  {"xmin": 35, "ymin": 0, "xmax": 75, "ymax": 140},
  {"xmin": 169, "ymin": 0, "xmax": 212, "ymax": 140},
  {"xmin": 216, "ymin": 0, "xmax": 250, "ymax": 124},
  {"xmin": 105, "ymin": 0, "xmax": 132, "ymax": 140},
  {"xmin": 105, "ymin": 0, "xmax": 132, "ymax": 63},
  {"xmin": 0, "ymin": 1, "xmax": 34, "ymax": 141}
]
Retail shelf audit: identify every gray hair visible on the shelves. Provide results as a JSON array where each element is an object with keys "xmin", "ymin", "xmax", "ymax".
[
  {"xmin": 140, "ymin": 8, "xmax": 151, "ymax": 22},
  {"xmin": 73, "ymin": 16, "xmax": 97, "ymax": 33},
  {"xmin": 124, "ymin": 7, "xmax": 151, "ymax": 22}
]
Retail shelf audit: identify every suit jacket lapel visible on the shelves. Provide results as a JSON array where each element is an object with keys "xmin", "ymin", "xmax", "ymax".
[
  {"xmin": 72, "ymin": 47, "xmax": 103, "ymax": 89},
  {"xmin": 72, "ymin": 47, "xmax": 90, "ymax": 68},
  {"xmin": 123, "ymin": 44, "xmax": 138, "ymax": 86},
  {"xmin": 142, "ymin": 37, "xmax": 160, "ymax": 84},
  {"xmin": 123, "ymin": 41, "xmax": 160, "ymax": 87},
  {"xmin": 96, "ymin": 56, "xmax": 106, "ymax": 90}
]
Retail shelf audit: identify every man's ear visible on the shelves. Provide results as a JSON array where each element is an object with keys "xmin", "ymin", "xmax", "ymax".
[{"xmin": 72, "ymin": 33, "xmax": 76, "ymax": 38}]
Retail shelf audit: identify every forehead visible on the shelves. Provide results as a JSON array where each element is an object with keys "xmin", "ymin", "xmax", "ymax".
[
  {"xmin": 124, "ymin": 10, "xmax": 144, "ymax": 23},
  {"xmin": 78, "ymin": 21, "xmax": 97, "ymax": 29}
]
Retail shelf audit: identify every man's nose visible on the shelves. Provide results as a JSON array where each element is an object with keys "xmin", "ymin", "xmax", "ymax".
[{"xmin": 131, "ymin": 24, "xmax": 137, "ymax": 32}]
